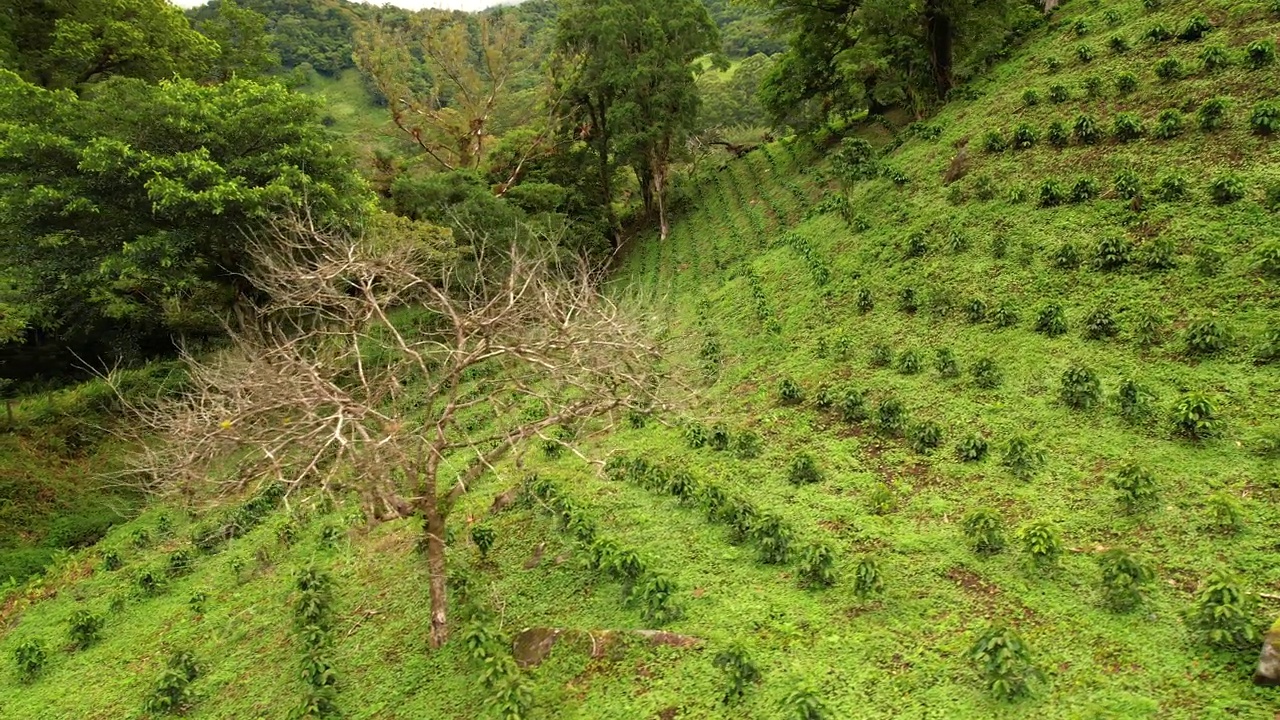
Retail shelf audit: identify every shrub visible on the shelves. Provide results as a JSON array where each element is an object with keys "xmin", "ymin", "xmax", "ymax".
[
  {"xmin": 1072, "ymin": 19, "xmax": 1089, "ymax": 36},
  {"xmin": 1105, "ymin": 9, "xmax": 1122, "ymax": 25},
  {"xmin": 733, "ymin": 430, "xmax": 762, "ymax": 460},
  {"xmin": 1154, "ymin": 57, "xmax": 1184, "ymax": 81},
  {"xmin": 1113, "ymin": 170, "xmax": 1142, "ymax": 200},
  {"xmin": 14, "ymin": 639, "xmax": 46, "ymax": 682},
  {"xmin": 956, "ymin": 434, "xmax": 989, "ymax": 462},
  {"xmin": 974, "ymin": 175, "xmax": 999, "ymax": 201},
  {"xmin": 637, "ymin": 573, "xmax": 684, "ymax": 624},
  {"xmin": 1251, "ymin": 101, "xmax": 1280, "ymax": 135},
  {"xmin": 1205, "ymin": 492, "xmax": 1244, "ymax": 533},
  {"xmin": 470, "ymin": 524, "xmax": 496, "ymax": 559},
  {"xmin": 1172, "ymin": 392, "xmax": 1219, "ymax": 439},
  {"xmin": 1048, "ymin": 84, "xmax": 1070, "ymax": 103},
  {"xmin": 866, "ymin": 485, "xmax": 895, "ymax": 515},
  {"xmin": 1045, "ymin": 56, "xmax": 1061, "ymax": 73},
  {"xmin": 875, "ymin": 397, "xmax": 908, "ymax": 437},
  {"xmin": 1156, "ymin": 173, "xmax": 1188, "ymax": 201},
  {"xmin": 982, "ymin": 130, "xmax": 1008, "ymax": 153},
  {"xmin": 1083, "ymin": 75, "xmax": 1103, "ymax": 98},
  {"xmin": 131, "ymin": 528, "xmax": 151, "ymax": 548},
  {"xmin": 788, "ymin": 453, "xmax": 822, "ymax": 485},
  {"xmin": 1060, "ymin": 365, "xmax": 1102, "ymax": 410},
  {"xmin": 779, "ymin": 377, "xmax": 805, "ymax": 405},
  {"xmin": 724, "ymin": 498, "xmax": 758, "ymax": 544},
  {"xmin": 1194, "ymin": 244, "xmax": 1225, "ymax": 276},
  {"xmin": 796, "ymin": 543, "xmax": 838, "ymax": 589},
  {"xmin": 969, "ymin": 625, "xmax": 1040, "ymax": 701},
  {"xmin": 1051, "ymin": 242, "xmax": 1081, "ymax": 269},
  {"xmin": 1002, "ymin": 436, "xmax": 1045, "ymax": 480},
  {"xmin": 897, "ymin": 349, "xmax": 922, "ymax": 375},
  {"xmin": 1178, "ymin": 13, "xmax": 1212, "ymax": 42},
  {"xmin": 1021, "ymin": 88, "xmax": 1041, "ymax": 107},
  {"xmin": 1111, "ymin": 462, "xmax": 1160, "ymax": 512},
  {"xmin": 852, "ymin": 557, "xmax": 884, "ymax": 600},
  {"xmin": 947, "ymin": 230, "xmax": 970, "ymax": 253},
  {"xmin": 1197, "ymin": 97, "xmax": 1229, "ymax": 131},
  {"xmin": 1210, "ymin": 173, "xmax": 1246, "ymax": 204},
  {"xmin": 856, "ymin": 287, "xmax": 874, "ymax": 313},
  {"xmin": 1143, "ymin": 23, "xmax": 1172, "ymax": 43},
  {"xmin": 935, "ymin": 348, "xmax": 960, "ymax": 378},
  {"xmin": 905, "ymin": 231, "xmax": 929, "ymax": 258},
  {"xmin": 909, "ymin": 421, "xmax": 944, "ymax": 454},
  {"xmin": 990, "ymin": 302, "xmax": 1018, "ymax": 328},
  {"xmin": 1011, "ymin": 123, "xmax": 1038, "ymax": 149},
  {"xmin": 68, "ymin": 609, "xmax": 103, "ymax": 650},
  {"xmin": 1153, "ymin": 109, "xmax": 1184, "ymax": 139},
  {"xmin": 1199, "ymin": 44, "xmax": 1230, "ymax": 73},
  {"xmin": 1188, "ymin": 570, "xmax": 1260, "ymax": 649},
  {"xmin": 1034, "ymin": 304, "xmax": 1068, "ymax": 337},
  {"xmin": 143, "ymin": 650, "xmax": 200, "ymax": 715},
  {"xmin": 833, "ymin": 386, "xmax": 869, "ymax": 423},
  {"xmin": 1038, "ymin": 179, "xmax": 1067, "ymax": 207},
  {"xmin": 1115, "ymin": 378, "xmax": 1156, "ymax": 423},
  {"xmin": 1095, "ymin": 236, "xmax": 1133, "ymax": 271},
  {"xmin": 102, "ymin": 549, "xmax": 122, "ymax": 572},
  {"xmin": 1069, "ymin": 177, "xmax": 1099, "ymax": 202},
  {"xmin": 751, "ymin": 514, "xmax": 793, "ymax": 565},
  {"xmin": 1246, "ymin": 39, "xmax": 1276, "ymax": 69},
  {"xmin": 972, "ymin": 357, "xmax": 1003, "ymax": 389},
  {"xmin": 1047, "ymin": 120, "xmax": 1070, "ymax": 147},
  {"xmin": 188, "ymin": 591, "xmax": 206, "ymax": 615},
  {"xmin": 779, "ymin": 683, "xmax": 830, "ymax": 720},
  {"xmin": 1257, "ymin": 241, "xmax": 1280, "ymax": 277},
  {"xmin": 1075, "ymin": 44, "xmax": 1095, "ymax": 63},
  {"xmin": 1109, "ymin": 35, "xmax": 1130, "ymax": 54},
  {"xmin": 166, "ymin": 548, "xmax": 193, "ymax": 578},
  {"xmin": 963, "ymin": 508, "xmax": 1004, "ymax": 554},
  {"xmin": 1082, "ymin": 307, "xmax": 1119, "ymax": 339},
  {"xmin": 869, "ymin": 343, "xmax": 893, "ymax": 368},
  {"xmin": 1141, "ymin": 236, "xmax": 1178, "ymax": 269},
  {"xmin": 1113, "ymin": 112, "xmax": 1144, "ymax": 141},
  {"xmin": 713, "ymin": 643, "xmax": 762, "ymax": 704},
  {"xmin": 709, "ymin": 423, "xmax": 731, "ymax": 451},
  {"xmin": 1114, "ymin": 71, "xmax": 1138, "ymax": 93},
  {"xmin": 685, "ymin": 422, "xmax": 708, "ymax": 449},
  {"xmin": 1183, "ymin": 318, "xmax": 1228, "ymax": 355},
  {"xmin": 1073, "ymin": 114, "xmax": 1102, "ymax": 144},
  {"xmin": 1017, "ymin": 520, "xmax": 1062, "ymax": 566},
  {"xmin": 899, "ymin": 287, "xmax": 919, "ymax": 314},
  {"xmin": 1098, "ymin": 550, "xmax": 1154, "ymax": 612}
]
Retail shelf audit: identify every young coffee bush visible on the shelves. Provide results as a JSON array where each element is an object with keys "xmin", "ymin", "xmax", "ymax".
[
  {"xmin": 964, "ymin": 298, "xmax": 987, "ymax": 324},
  {"xmin": 796, "ymin": 542, "xmax": 838, "ymax": 589},
  {"xmin": 1048, "ymin": 83, "xmax": 1070, "ymax": 103},
  {"xmin": 1098, "ymin": 549, "xmax": 1154, "ymax": 612},
  {"xmin": 1197, "ymin": 96, "xmax": 1229, "ymax": 131},
  {"xmin": 1155, "ymin": 57, "xmax": 1184, "ymax": 81},
  {"xmin": 1153, "ymin": 109, "xmax": 1185, "ymax": 139},
  {"xmin": 733, "ymin": 430, "xmax": 762, "ymax": 460},
  {"xmin": 956, "ymin": 434, "xmax": 989, "ymax": 462},
  {"xmin": 14, "ymin": 639, "xmax": 46, "ymax": 682},
  {"xmin": 1109, "ymin": 35, "xmax": 1131, "ymax": 55},
  {"xmin": 1105, "ymin": 9, "xmax": 1122, "ymax": 25},
  {"xmin": 724, "ymin": 497, "xmax": 759, "ymax": 545},
  {"xmin": 188, "ymin": 591, "xmax": 207, "ymax": 615},
  {"xmin": 1096, "ymin": 236, "xmax": 1134, "ymax": 270},
  {"xmin": 1141, "ymin": 236, "xmax": 1178, "ymax": 270},
  {"xmin": 637, "ymin": 573, "xmax": 684, "ymax": 625},
  {"xmin": 166, "ymin": 548, "xmax": 193, "ymax": 579},
  {"xmin": 904, "ymin": 231, "xmax": 928, "ymax": 258},
  {"xmin": 1114, "ymin": 71, "xmax": 1138, "ymax": 94},
  {"xmin": 935, "ymin": 348, "xmax": 960, "ymax": 378},
  {"xmin": 102, "ymin": 549, "xmax": 122, "ymax": 572},
  {"xmin": 471, "ymin": 524, "xmax": 496, "ymax": 559},
  {"xmin": 897, "ymin": 349, "xmax": 922, "ymax": 375},
  {"xmin": 1172, "ymin": 392, "xmax": 1219, "ymax": 440},
  {"xmin": 875, "ymin": 397, "xmax": 908, "ymax": 437},
  {"xmin": 1195, "ymin": 244, "xmax": 1225, "ymax": 276},
  {"xmin": 971, "ymin": 357, "xmax": 1003, "ymax": 389},
  {"xmin": 899, "ymin": 287, "xmax": 919, "ymax": 314},
  {"xmin": 1011, "ymin": 123, "xmax": 1038, "ymax": 150},
  {"xmin": 1002, "ymin": 436, "xmax": 1045, "ymax": 480},
  {"xmin": 1070, "ymin": 177, "xmax": 1100, "ymax": 203},
  {"xmin": 779, "ymin": 376, "xmax": 805, "ymax": 405},
  {"xmin": 1038, "ymin": 179, "xmax": 1067, "ymax": 207},
  {"xmin": 1017, "ymin": 520, "xmax": 1062, "ymax": 566},
  {"xmin": 866, "ymin": 485, "xmax": 895, "ymax": 515},
  {"xmin": 1183, "ymin": 318, "xmax": 1228, "ymax": 355},
  {"xmin": 990, "ymin": 302, "xmax": 1019, "ymax": 328},
  {"xmin": 1073, "ymin": 114, "xmax": 1102, "ymax": 144},
  {"xmin": 869, "ymin": 343, "xmax": 893, "ymax": 369},
  {"xmin": 1060, "ymin": 365, "xmax": 1102, "ymax": 410},
  {"xmin": 1188, "ymin": 570, "xmax": 1260, "ymax": 649},
  {"xmin": 1251, "ymin": 101, "xmax": 1280, "ymax": 135},
  {"xmin": 131, "ymin": 528, "xmax": 151, "ymax": 548},
  {"xmin": 1111, "ymin": 462, "xmax": 1159, "ymax": 512},
  {"xmin": 962, "ymin": 508, "xmax": 1005, "ymax": 554},
  {"xmin": 982, "ymin": 130, "xmax": 1008, "ymax": 153},
  {"xmin": 833, "ymin": 386, "xmax": 869, "ymax": 424},
  {"xmin": 1021, "ymin": 88, "xmax": 1041, "ymax": 107},
  {"xmin": 1246, "ymin": 39, "xmax": 1276, "ymax": 69},
  {"xmin": 143, "ymin": 650, "xmax": 200, "ymax": 715},
  {"xmin": 1112, "ymin": 112, "xmax": 1144, "ymax": 141},
  {"xmin": 779, "ymin": 683, "xmax": 830, "ymax": 720},
  {"xmin": 1132, "ymin": 311, "xmax": 1164, "ymax": 347},
  {"xmin": 1256, "ymin": 241, "xmax": 1280, "ymax": 278},
  {"xmin": 1155, "ymin": 173, "xmax": 1188, "ymax": 201},
  {"xmin": 1045, "ymin": 56, "xmax": 1062, "ymax": 73},
  {"xmin": 1143, "ymin": 23, "xmax": 1173, "ymax": 43},
  {"xmin": 1115, "ymin": 378, "xmax": 1156, "ymax": 424},
  {"xmin": 1209, "ymin": 173, "xmax": 1245, "ymax": 204},
  {"xmin": 685, "ymin": 422, "xmax": 708, "ymax": 449},
  {"xmin": 1178, "ymin": 13, "xmax": 1212, "ymax": 42},
  {"xmin": 909, "ymin": 420, "xmax": 944, "ymax": 454},
  {"xmin": 788, "ymin": 453, "xmax": 822, "ymax": 486},
  {"xmin": 1113, "ymin": 170, "xmax": 1142, "ymax": 200},
  {"xmin": 1034, "ymin": 303, "xmax": 1068, "ymax": 337},
  {"xmin": 1198, "ymin": 44, "xmax": 1230, "ymax": 73},
  {"xmin": 969, "ymin": 625, "xmax": 1040, "ymax": 701},
  {"xmin": 1047, "ymin": 120, "xmax": 1070, "ymax": 148},
  {"xmin": 1082, "ymin": 307, "xmax": 1119, "ymax": 340},
  {"xmin": 709, "ymin": 423, "xmax": 731, "ymax": 451},
  {"xmin": 1205, "ymin": 492, "xmax": 1244, "ymax": 533},
  {"xmin": 856, "ymin": 287, "xmax": 874, "ymax": 313},
  {"xmin": 713, "ymin": 643, "xmax": 762, "ymax": 705},
  {"xmin": 751, "ymin": 513, "xmax": 794, "ymax": 565},
  {"xmin": 1051, "ymin": 242, "xmax": 1081, "ymax": 269},
  {"xmin": 68, "ymin": 609, "xmax": 103, "ymax": 650},
  {"xmin": 852, "ymin": 557, "xmax": 884, "ymax": 600}
]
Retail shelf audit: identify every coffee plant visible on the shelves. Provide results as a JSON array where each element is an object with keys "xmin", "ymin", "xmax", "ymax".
[
  {"xmin": 1098, "ymin": 549, "xmax": 1154, "ymax": 612},
  {"xmin": 1246, "ymin": 39, "xmax": 1276, "ymax": 69},
  {"xmin": 1256, "ymin": 326, "xmax": 1280, "ymax": 364},
  {"xmin": 897, "ymin": 349, "xmax": 922, "ymax": 375},
  {"xmin": 796, "ymin": 542, "xmax": 838, "ymax": 589},
  {"xmin": 1113, "ymin": 170, "xmax": 1142, "ymax": 200},
  {"xmin": 865, "ymin": 485, "xmax": 895, "ymax": 515},
  {"xmin": 970, "ymin": 625, "xmax": 1041, "ymax": 700},
  {"xmin": 1046, "ymin": 56, "xmax": 1062, "ymax": 73},
  {"xmin": 1141, "ymin": 236, "xmax": 1177, "ymax": 270},
  {"xmin": 899, "ymin": 287, "xmax": 919, "ymax": 314},
  {"xmin": 684, "ymin": 422, "xmax": 708, "ymax": 449},
  {"xmin": 964, "ymin": 298, "xmax": 987, "ymax": 324},
  {"xmin": 972, "ymin": 357, "xmax": 1003, "ymax": 389},
  {"xmin": 637, "ymin": 573, "xmax": 684, "ymax": 624},
  {"xmin": 1112, "ymin": 112, "xmax": 1144, "ymax": 141},
  {"xmin": 1110, "ymin": 36, "xmax": 1131, "ymax": 55},
  {"xmin": 875, "ymin": 397, "xmax": 908, "ymax": 437},
  {"xmin": 779, "ymin": 683, "xmax": 830, "ymax": 720},
  {"xmin": 856, "ymin": 287, "xmax": 874, "ymax": 313},
  {"xmin": 14, "ymin": 639, "xmax": 45, "ymax": 682},
  {"xmin": 935, "ymin": 348, "xmax": 960, "ymax": 378},
  {"xmin": 1172, "ymin": 392, "xmax": 1219, "ymax": 440},
  {"xmin": 166, "ymin": 547, "xmax": 193, "ymax": 578},
  {"xmin": 853, "ymin": 557, "xmax": 884, "ymax": 600},
  {"xmin": 102, "ymin": 549, "xmax": 122, "ymax": 572},
  {"xmin": 1082, "ymin": 307, "xmax": 1118, "ymax": 339},
  {"xmin": 962, "ymin": 508, "xmax": 1005, "ymax": 555},
  {"xmin": 733, "ymin": 430, "xmax": 762, "ymax": 460},
  {"xmin": 1153, "ymin": 109, "xmax": 1184, "ymax": 139},
  {"xmin": 982, "ymin": 130, "xmax": 1008, "ymax": 153},
  {"xmin": 1178, "ymin": 13, "xmax": 1212, "ymax": 41},
  {"xmin": 1144, "ymin": 22, "xmax": 1172, "ymax": 43},
  {"xmin": 1060, "ymin": 365, "xmax": 1102, "ymax": 410},
  {"xmin": 1017, "ymin": 520, "xmax": 1062, "ymax": 566},
  {"xmin": 869, "ymin": 343, "xmax": 893, "ymax": 368},
  {"xmin": 68, "ymin": 608, "xmax": 103, "ymax": 650},
  {"xmin": 1251, "ymin": 101, "xmax": 1280, "ymax": 135},
  {"xmin": 909, "ymin": 420, "xmax": 944, "ymax": 454},
  {"xmin": 713, "ymin": 643, "xmax": 762, "ymax": 704},
  {"xmin": 1070, "ymin": 177, "xmax": 1099, "ymax": 203},
  {"xmin": 1183, "ymin": 318, "xmax": 1227, "ymax": 355},
  {"xmin": 1048, "ymin": 84, "xmax": 1070, "ymax": 103},
  {"xmin": 709, "ymin": 423, "xmax": 731, "ymax": 451},
  {"xmin": 1111, "ymin": 462, "xmax": 1159, "ymax": 512},
  {"xmin": 1155, "ymin": 173, "xmax": 1188, "ymax": 201},
  {"xmin": 1038, "ymin": 179, "xmax": 1067, "ymax": 207},
  {"xmin": 188, "ymin": 591, "xmax": 207, "ymax": 615},
  {"xmin": 1132, "ymin": 311, "xmax": 1164, "ymax": 347},
  {"xmin": 779, "ymin": 376, "xmax": 805, "ymax": 405},
  {"xmin": 131, "ymin": 528, "xmax": 151, "ymax": 548},
  {"xmin": 1115, "ymin": 378, "xmax": 1156, "ymax": 424},
  {"xmin": 990, "ymin": 302, "xmax": 1019, "ymax": 328},
  {"xmin": 1155, "ymin": 57, "xmax": 1185, "ymax": 81},
  {"xmin": 1012, "ymin": 123, "xmax": 1038, "ymax": 149},
  {"xmin": 1074, "ymin": 114, "xmax": 1102, "ymax": 144},
  {"xmin": 1209, "ymin": 173, "xmax": 1245, "ymax": 204},
  {"xmin": 1205, "ymin": 492, "xmax": 1244, "ymax": 533},
  {"xmin": 1034, "ymin": 303, "xmax": 1068, "ymax": 337},
  {"xmin": 471, "ymin": 524, "xmax": 496, "ymax": 559},
  {"xmin": 1197, "ymin": 96, "xmax": 1229, "ymax": 130},
  {"xmin": 1002, "ymin": 436, "xmax": 1045, "ymax": 481},
  {"xmin": 1021, "ymin": 88, "xmax": 1041, "ymax": 107},
  {"xmin": 725, "ymin": 498, "xmax": 758, "ymax": 545},
  {"xmin": 751, "ymin": 513, "xmax": 794, "ymax": 565},
  {"xmin": 143, "ymin": 650, "xmax": 200, "ymax": 715},
  {"xmin": 788, "ymin": 453, "xmax": 822, "ymax": 486},
  {"xmin": 956, "ymin": 434, "xmax": 989, "ymax": 462},
  {"xmin": 1083, "ymin": 75, "xmax": 1103, "ymax": 98},
  {"xmin": 1047, "ymin": 120, "xmax": 1069, "ymax": 147},
  {"xmin": 1187, "ymin": 570, "xmax": 1260, "ymax": 649}
]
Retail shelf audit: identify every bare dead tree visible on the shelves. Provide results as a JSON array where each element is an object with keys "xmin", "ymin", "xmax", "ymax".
[{"xmin": 114, "ymin": 211, "xmax": 668, "ymax": 648}]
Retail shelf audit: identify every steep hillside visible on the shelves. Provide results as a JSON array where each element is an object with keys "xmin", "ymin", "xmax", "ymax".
[{"xmin": 2, "ymin": 1, "xmax": 1279, "ymax": 718}]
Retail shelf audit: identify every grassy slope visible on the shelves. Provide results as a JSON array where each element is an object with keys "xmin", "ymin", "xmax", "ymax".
[{"xmin": 3, "ymin": 1, "xmax": 1279, "ymax": 717}]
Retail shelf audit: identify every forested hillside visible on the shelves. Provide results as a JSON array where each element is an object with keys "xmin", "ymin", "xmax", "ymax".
[{"xmin": 1, "ymin": 0, "xmax": 1278, "ymax": 718}]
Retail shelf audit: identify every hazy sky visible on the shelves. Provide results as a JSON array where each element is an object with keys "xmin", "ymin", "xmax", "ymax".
[{"xmin": 171, "ymin": 0, "xmax": 508, "ymax": 9}]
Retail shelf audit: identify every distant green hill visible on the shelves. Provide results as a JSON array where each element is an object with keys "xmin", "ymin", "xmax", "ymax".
[{"xmin": 3, "ymin": 1, "xmax": 1278, "ymax": 717}]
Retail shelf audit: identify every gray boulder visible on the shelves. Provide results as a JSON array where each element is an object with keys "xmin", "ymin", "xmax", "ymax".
[{"xmin": 1255, "ymin": 618, "xmax": 1280, "ymax": 686}]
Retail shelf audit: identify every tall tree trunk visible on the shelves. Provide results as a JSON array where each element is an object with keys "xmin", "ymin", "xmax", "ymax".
[
  {"xmin": 925, "ymin": 0, "xmax": 954, "ymax": 98},
  {"xmin": 650, "ymin": 151, "xmax": 669, "ymax": 241},
  {"xmin": 419, "ymin": 461, "xmax": 449, "ymax": 648}
]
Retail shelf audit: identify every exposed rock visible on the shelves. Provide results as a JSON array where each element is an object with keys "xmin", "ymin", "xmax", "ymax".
[
  {"xmin": 943, "ymin": 147, "xmax": 970, "ymax": 185},
  {"xmin": 1254, "ymin": 618, "xmax": 1280, "ymax": 686},
  {"xmin": 490, "ymin": 486, "xmax": 520, "ymax": 514},
  {"xmin": 511, "ymin": 627, "xmax": 703, "ymax": 668},
  {"xmin": 522, "ymin": 541, "xmax": 545, "ymax": 569}
]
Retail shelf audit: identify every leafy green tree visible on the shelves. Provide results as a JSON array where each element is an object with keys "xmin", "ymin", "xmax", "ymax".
[
  {"xmin": 555, "ymin": 0, "xmax": 720, "ymax": 242},
  {"xmin": 191, "ymin": 0, "xmax": 280, "ymax": 81},
  {"xmin": 3, "ymin": 0, "xmax": 216, "ymax": 89},
  {"xmin": 0, "ymin": 71, "xmax": 367, "ymax": 368}
]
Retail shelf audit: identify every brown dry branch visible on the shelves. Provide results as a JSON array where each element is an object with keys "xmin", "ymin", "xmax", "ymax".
[{"xmin": 109, "ymin": 211, "xmax": 669, "ymax": 647}]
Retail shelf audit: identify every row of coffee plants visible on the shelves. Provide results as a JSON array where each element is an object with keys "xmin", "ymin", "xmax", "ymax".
[
  {"xmin": 742, "ymin": 267, "xmax": 782, "ymax": 334},
  {"xmin": 527, "ymin": 475, "xmax": 685, "ymax": 624},
  {"xmin": 451, "ymin": 574, "xmax": 533, "ymax": 720},
  {"xmin": 292, "ymin": 565, "xmax": 341, "ymax": 718},
  {"xmin": 777, "ymin": 232, "xmax": 831, "ymax": 286}
]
